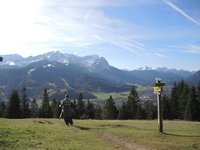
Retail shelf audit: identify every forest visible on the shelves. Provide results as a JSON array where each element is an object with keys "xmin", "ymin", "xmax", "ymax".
[{"xmin": 0, "ymin": 80, "xmax": 200, "ymax": 121}]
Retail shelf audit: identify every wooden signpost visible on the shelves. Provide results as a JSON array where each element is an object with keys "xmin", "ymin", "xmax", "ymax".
[{"xmin": 153, "ymin": 78, "xmax": 165, "ymax": 133}]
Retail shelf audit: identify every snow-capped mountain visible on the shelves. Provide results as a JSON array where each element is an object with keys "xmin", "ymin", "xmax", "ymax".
[
  {"xmin": 0, "ymin": 51, "xmax": 198, "ymax": 102},
  {"xmin": 135, "ymin": 66, "xmax": 193, "ymax": 78},
  {"xmin": 136, "ymin": 66, "xmax": 156, "ymax": 71},
  {"xmin": 0, "ymin": 59, "xmax": 131, "ymax": 101},
  {"xmin": 0, "ymin": 51, "xmax": 109, "ymax": 71},
  {"xmin": 0, "ymin": 51, "xmax": 194, "ymax": 83}
]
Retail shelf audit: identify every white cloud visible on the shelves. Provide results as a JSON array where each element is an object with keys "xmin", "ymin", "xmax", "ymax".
[
  {"xmin": 0, "ymin": 0, "xmax": 153, "ymax": 57},
  {"xmin": 155, "ymin": 53, "xmax": 168, "ymax": 58},
  {"xmin": 183, "ymin": 45, "xmax": 200, "ymax": 53},
  {"xmin": 168, "ymin": 44, "xmax": 200, "ymax": 54},
  {"xmin": 0, "ymin": 0, "xmax": 198, "ymax": 61},
  {"xmin": 164, "ymin": 0, "xmax": 200, "ymax": 27}
]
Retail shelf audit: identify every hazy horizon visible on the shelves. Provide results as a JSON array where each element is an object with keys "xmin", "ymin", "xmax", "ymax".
[{"xmin": 1, "ymin": 50, "xmax": 198, "ymax": 72}]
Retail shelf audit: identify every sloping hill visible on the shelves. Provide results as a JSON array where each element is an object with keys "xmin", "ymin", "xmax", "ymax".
[
  {"xmin": 0, "ymin": 60, "xmax": 131, "ymax": 101},
  {"xmin": 130, "ymin": 70, "xmax": 182, "ymax": 84},
  {"xmin": 186, "ymin": 70, "xmax": 200, "ymax": 86}
]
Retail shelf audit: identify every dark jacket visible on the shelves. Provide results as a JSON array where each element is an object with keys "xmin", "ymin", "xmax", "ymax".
[{"xmin": 60, "ymin": 98, "xmax": 74, "ymax": 118}]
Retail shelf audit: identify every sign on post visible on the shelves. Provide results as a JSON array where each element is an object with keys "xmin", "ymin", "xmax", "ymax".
[
  {"xmin": 153, "ymin": 77, "xmax": 165, "ymax": 133},
  {"xmin": 153, "ymin": 86, "xmax": 161, "ymax": 92}
]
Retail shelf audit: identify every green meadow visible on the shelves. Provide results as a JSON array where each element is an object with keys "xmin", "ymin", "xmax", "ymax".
[{"xmin": 0, "ymin": 119, "xmax": 199, "ymax": 150}]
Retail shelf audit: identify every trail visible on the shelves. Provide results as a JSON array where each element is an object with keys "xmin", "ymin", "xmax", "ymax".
[
  {"xmin": 96, "ymin": 132, "xmax": 150, "ymax": 150},
  {"xmin": 72, "ymin": 124, "xmax": 150, "ymax": 150}
]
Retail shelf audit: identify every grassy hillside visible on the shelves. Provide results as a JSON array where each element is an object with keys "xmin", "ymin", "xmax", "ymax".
[
  {"xmin": 0, "ymin": 119, "xmax": 199, "ymax": 150},
  {"xmin": 92, "ymin": 91, "xmax": 129, "ymax": 100},
  {"xmin": 92, "ymin": 84, "xmax": 150, "ymax": 100}
]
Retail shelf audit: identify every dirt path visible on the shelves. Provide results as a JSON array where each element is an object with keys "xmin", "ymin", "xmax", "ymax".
[
  {"xmin": 72, "ymin": 124, "xmax": 151, "ymax": 150},
  {"xmin": 97, "ymin": 132, "xmax": 150, "ymax": 150}
]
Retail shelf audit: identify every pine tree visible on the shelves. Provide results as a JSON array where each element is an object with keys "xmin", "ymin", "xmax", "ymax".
[
  {"xmin": 51, "ymin": 99, "xmax": 60, "ymax": 118},
  {"xmin": 77, "ymin": 93, "xmax": 85, "ymax": 118},
  {"xmin": 184, "ymin": 86, "xmax": 199, "ymax": 121},
  {"xmin": 86, "ymin": 100, "xmax": 95, "ymax": 119},
  {"xmin": 177, "ymin": 80, "xmax": 190, "ymax": 119},
  {"xmin": 21, "ymin": 85, "xmax": 30, "ymax": 118},
  {"xmin": 102, "ymin": 96, "xmax": 118, "ymax": 119},
  {"xmin": 39, "ymin": 88, "xmax": 52, "ymax": 118},
  {"xmin": 190, "ymin": 87, "xmax": 200, "ymax": 121},
  {"xmin": 118, "ymin": 102, "xmax": 128, "ymax": 120},
  {"xmin": 6, "ymin": 90, "xmax": 22, "ymax": 118},
  {"xmin": 162, "ymin": 95, "xmax": 172, "ymax": 120},
  {"xmin": 143, "ymin": 100, "xmax": 156, "ymax": 119},
  {"xmin": 126, "ymin": 86, "xmax": 140, "ymax": 119},
  {"xmin": 73, "ymin": 99, "xmax": 78, "ymax": 119},
  {"xmin": 0, "ymin": 101, "xmax": 6, "ymax": 117},
  {"xmin": 184, "ymin": 87, "xmax": 194, "ymax": 120},
  {"xmin": 30, "ymin": 98, "xmax": 38, "ymax": 118},
  {"xmin": 196, "ymin": 83, "xmax": 200, "ymax": 121},
  {"xmin": 169, "ymin": 83, "xmax": 179, "ymax": 119},
  {"xmin": 94, "ymin": 104, "xmax": 102, "ymax": 119},
  {"xmin": 136, "ymin": 102, "xmax": 146, "ymax": 119}
]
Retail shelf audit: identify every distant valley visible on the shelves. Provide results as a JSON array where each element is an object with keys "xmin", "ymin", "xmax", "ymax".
[{"xmin": 0, "ymin": 51, "xmax": 198, "ymax": 102}]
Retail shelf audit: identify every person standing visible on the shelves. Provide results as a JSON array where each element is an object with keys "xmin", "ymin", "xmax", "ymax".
[{"xmin": 59, "ymin": 94, "xmax": 74, "ymax": 126}]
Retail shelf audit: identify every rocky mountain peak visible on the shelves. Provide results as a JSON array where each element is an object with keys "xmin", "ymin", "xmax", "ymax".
[
  {"xmin": 0, "ymin": 51, "xmax": 111, "ymax": 72},
  {"xmin": 93, "ymin": 57, "xmax": 109, "ymax": 67}
]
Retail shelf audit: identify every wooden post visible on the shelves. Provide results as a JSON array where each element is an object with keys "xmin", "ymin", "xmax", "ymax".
[
  {"xmin": 157, "ymin": 93, "xmax": 163, "ymax": 133},
  {"xmin": 153, "ymin": 78, "xmax": 164, "ymax": 133}
]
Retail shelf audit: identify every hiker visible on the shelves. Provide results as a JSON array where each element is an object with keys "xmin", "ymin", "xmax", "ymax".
[{"xmin": 59, "ymin": 94, "xmax": 74, "ymax": 126}]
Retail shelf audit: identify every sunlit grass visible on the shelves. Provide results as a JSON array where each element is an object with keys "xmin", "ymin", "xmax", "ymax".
[
  {"xmin": 134, "ymin": 84, "xmax": 149, "ymax": 91},
  {"xmin": 0, "ymin": 119, "xmax": 199, "ymax": 150},
  {"xmin": 92, "ymin": 91, "xmax": 128, "ymax": 100}
]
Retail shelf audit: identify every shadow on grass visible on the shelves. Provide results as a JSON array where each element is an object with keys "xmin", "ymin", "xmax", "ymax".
[
  {"xmin": 100, "ymin": 124, "xmax": 155, "ymax": 131},
  {"xmin": 163, "ymin": 132, "xmax": 200, "ymax": 138},
  {"xmin": 0, "ymin": 139, "xmax": 17, "ymax": 148},
  {"xmin": 34, "ymin": 120, "xmax": 53, "ymax": 124},
  {"xmin": 73, "ymin": 125, "xmax": 91, "ymax": 130},
  {"xmin": 100, "ymin": 124, "xmax": 128, "ymax": 128}
]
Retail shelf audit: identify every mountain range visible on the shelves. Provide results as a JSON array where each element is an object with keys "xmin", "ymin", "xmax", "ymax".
[{"xmin": 0, "ymin": 51, "xmax": 198, "ymax": 101}]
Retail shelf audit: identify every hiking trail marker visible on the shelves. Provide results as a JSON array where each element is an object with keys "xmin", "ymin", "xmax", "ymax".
[{"xmin": 153, "ymin": 78, "xmax": 165, "ymax": 133}]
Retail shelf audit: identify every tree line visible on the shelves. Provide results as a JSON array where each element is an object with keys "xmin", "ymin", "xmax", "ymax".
[
  {"xmin": 162, "ymin": 80, "xmax": 200, "ymax": 121},
  {"xmin": 0, "ymin": 80, "xmax": 199, "ymax": 121}
]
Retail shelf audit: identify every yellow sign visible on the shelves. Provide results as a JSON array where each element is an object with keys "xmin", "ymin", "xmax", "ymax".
[{"xmin": 154, "ymin": 86, "xmax": 161, "ymax": 92}]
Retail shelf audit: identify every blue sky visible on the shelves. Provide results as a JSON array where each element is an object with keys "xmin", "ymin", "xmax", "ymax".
[{"xmin": 0, "ymin": 0, "xmax": 200, "ymax": 71}]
